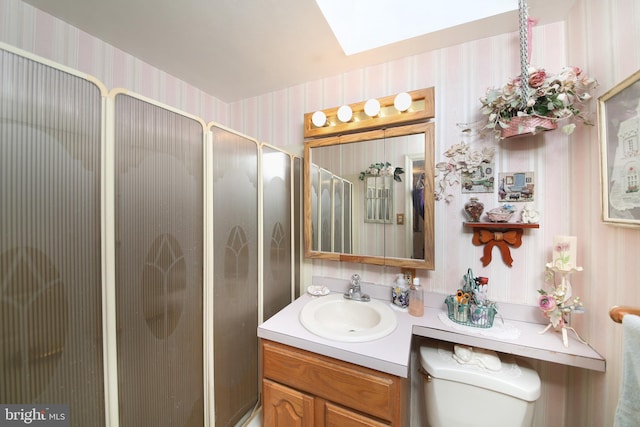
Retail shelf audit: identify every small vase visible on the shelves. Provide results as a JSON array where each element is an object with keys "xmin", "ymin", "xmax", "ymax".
[{"xmin": 464, "ymin": 197, "xmax": 484, "ymax": 222}]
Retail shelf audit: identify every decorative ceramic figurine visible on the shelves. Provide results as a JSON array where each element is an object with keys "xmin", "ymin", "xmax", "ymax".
[
  {"xmin": 521, "ymin": 204, "xmax": 540, "ymax": 224},
  {"xmin": 486, "ymin": 207, "xmax": 514, "ymax": 222}
]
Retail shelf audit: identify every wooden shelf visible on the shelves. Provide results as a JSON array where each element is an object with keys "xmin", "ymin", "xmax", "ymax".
[
  {"xmin": 463, "ymin": 222, "xmax": 540, "ymax": 229},
  {"xmin": 463, "ymin": 222, "xmax": 540, "ymax": 267}
]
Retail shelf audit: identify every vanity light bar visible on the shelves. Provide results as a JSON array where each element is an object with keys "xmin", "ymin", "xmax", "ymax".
[{"xmin": 303, "ymin": 87, "xmax": 435, "ymax": 138}]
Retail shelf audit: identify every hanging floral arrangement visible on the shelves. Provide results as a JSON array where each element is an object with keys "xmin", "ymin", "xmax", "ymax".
[
  {"xmin": 480, "ymin": 66, "xmax": 598, "ymax": 138},
  {"xmin": 358, "ymin": 162, "xmax": 404, "ymax": 182},
  {"xmin": 479, "ymin": 0, "xmax": 598, "ymax": 139}
]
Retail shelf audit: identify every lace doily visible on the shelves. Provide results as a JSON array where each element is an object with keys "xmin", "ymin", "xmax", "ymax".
[{"xmin": 438, "ymin": 312, "xmax": 521, "ymax": 340}]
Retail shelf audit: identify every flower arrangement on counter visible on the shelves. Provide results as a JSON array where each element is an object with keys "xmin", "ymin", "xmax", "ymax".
[
  {"xmin": 479, "ymin": 66, "xmax": 598, "ymax": 137},
  {"xmin": 445, "ymin": 268, "xmax": 497, "ymax": 328},
  {"xmin": 537, "ymin": 268, "xmax": 584, "ymax": 329},
  {"xmin": 435, "ymin": 142, "xmax": 496, "ymax": 203},
  {"xmin": 358, "ymin": 162, "xmax": 404, "ymax": 182}
]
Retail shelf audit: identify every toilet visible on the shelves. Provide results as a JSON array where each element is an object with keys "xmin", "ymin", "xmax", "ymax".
[{"xmin": 419, "ymin": 340, "xmax": 541, "ymax": 427}]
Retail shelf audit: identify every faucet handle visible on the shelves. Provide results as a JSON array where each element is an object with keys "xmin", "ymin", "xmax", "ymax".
[{"xmin": 351, "ymin": 274, "xmax": 361, "ymax": 284}]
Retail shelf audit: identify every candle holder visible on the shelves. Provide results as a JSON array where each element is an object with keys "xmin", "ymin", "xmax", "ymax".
[{"xmin": 537, "ymin": 263, "xmax": 587, "ymax": 348}]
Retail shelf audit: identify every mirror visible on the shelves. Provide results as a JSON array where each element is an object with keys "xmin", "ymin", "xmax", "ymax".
[
  {"xmin": 364, "ymin": 175, "xmax": 393, "ymax": 224},
  {"xmin": 304, "ymin": 122, "xmax": 435, "ymax": 269}
]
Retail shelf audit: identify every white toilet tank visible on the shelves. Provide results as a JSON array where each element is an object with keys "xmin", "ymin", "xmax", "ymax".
[{"xmin": 419, "ymin": 340, "xmax": 541, "ymax": 427}]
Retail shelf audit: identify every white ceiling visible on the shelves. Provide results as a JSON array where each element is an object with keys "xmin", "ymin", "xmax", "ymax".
[{"xmin": 22, "ymin": 0, "xmax": 575, "ymax": 103}]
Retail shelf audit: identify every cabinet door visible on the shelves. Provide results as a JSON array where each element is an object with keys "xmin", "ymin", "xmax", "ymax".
[
  {"xmin": 263, "ymin": 379, "xmax": 314, "ymax": 427},
  {"xmin": 325, "ymin": 402, "xmax": 389, "ymax": 427}
]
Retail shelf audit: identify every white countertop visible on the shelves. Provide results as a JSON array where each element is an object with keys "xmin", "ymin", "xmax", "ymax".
[{"xmin": 257, "ymin": 285, "xmax": 606, "ymax": 378}]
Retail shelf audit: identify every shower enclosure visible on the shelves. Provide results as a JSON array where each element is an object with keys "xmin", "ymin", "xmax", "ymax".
[{"xmin": 0, "ymin": 43, "xmax": 300, "ymax": 427}]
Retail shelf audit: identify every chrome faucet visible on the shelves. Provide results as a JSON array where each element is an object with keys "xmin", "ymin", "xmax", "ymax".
[{"xmin": 344, "ymin": 274, "xmax": 370, "ymax": 302}]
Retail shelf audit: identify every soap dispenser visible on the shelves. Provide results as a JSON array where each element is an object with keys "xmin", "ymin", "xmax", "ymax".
[
  {"xmin": 409, "ymin": 277, "xmax": 424, "ymax": 316},
  {"xmin": 391, "ymin": 274, "xmax": 409, "ymax": 310}
]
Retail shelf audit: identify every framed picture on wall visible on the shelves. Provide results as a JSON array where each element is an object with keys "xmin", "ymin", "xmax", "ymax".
[
  {"xmin": 598, "ymin": 69, "xmax": 640, "ymax": 226},
  {"xmin": 498, "ymin": 171, "xmax": 535, "ymax": 202},
  {"xmin": 461, "ymin": 161, "xmax": 495, "ymax": 194}
]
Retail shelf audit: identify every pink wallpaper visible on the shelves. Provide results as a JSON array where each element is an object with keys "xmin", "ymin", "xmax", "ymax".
[
  {"xmin": 0, "ymin": 0, "xmax": 228, "ymax": 124},
  {"xmin": 2, "ymin": 0, "xmax": 640, "ymax": 425},
  {"xmin": 232, "ymin": 25, "xmax": 575, "ymax": 304},
  {"xmin": 229, "ymin": 2, "xmax": 640, "ymax": 425},
  {"xmin": 566, "ymin": 1, "xmax": 640, "ymax": 425}
]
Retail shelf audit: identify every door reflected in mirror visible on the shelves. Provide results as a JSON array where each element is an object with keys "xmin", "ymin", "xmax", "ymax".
[{"xmin": 364, "ymin": 175, "xmax": 393, "ymax": 224}]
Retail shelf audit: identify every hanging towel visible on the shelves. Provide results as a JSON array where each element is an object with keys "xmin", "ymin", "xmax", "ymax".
[{"xmin": 614, "ymin": 314, "xmax": 640, "ymax": 427}]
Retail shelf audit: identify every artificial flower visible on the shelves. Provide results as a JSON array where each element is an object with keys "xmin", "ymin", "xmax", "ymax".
[
  {"xmin": 480, "ymin": 66, "xmax": 598, "ymax": 136},
  {"xmin": 538, "ymin": 294, "xmax": 557, "ymax": 311},
  {"xmin": 435, "ymin": 142, "xmax": 495, "ymax": 203},
  {"xmin": 359, "ymin": 162, "xmax": 404, "ymax": 182},
  {"xmin": 537, "ymin": 266, "xmax": 584, "ymax": 330}
]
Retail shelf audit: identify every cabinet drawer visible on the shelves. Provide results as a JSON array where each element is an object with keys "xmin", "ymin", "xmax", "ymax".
[
  {"xmin": 261, "ymin": 340, "xmax": 401, "ymax": 422},
  {"xmin": 325, "ymin": 402, "xmax": 389, "ymax": 427}
]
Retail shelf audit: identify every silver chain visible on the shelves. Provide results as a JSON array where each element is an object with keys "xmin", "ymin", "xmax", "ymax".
[{"xmin": 518, "ymin": 0, "xmax": 530, "ymax": 108}]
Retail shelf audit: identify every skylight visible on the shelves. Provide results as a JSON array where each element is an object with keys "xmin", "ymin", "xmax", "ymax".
[{"xmin": 315, "ymin": 0, "xmax": 518, "ymax": 55}]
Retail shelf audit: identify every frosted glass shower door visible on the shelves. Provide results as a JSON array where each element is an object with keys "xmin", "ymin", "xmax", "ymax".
[
  {"xmin": 210, "ymin": 124, "xmax": 259, "ymax": 427},
  {"xmin": 0, "ymin": 47, "xmax": 105, "ymax": 425},
  {"xmin": 114, "ymin": 93, "xmax": 205, "ymax": 427},
  {"xmin": 262, "ymin": 146, "xmax": 293, "ymax": 321},
  {"xmin": 293, "ymin": 156, "xmax": 303, "ymax": 299}
]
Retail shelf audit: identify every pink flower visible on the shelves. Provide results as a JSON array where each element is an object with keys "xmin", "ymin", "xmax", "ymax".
[
  {"xmin": 538, "ymin": 294, "xmax": 557, "ymax": 311},
  {"xmin": 528, "ymin": 69, "xmax": 547, "ymax": 88}
]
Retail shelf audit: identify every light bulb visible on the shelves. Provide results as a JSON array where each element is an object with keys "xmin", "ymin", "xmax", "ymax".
[
  {"xmin": 364, "ymin": 98, "xmax": 380, "ymax": 117},
  {"xmin": 337, "ymin": 105, "xmax": 353, "ymax": 122},
  {"xmin": 311, "ymin": 111, "xmax": 327, "ymax": 127},
  {"xmin": 394, "ymin": 92, "xmax": 412, "ymax": 112}
]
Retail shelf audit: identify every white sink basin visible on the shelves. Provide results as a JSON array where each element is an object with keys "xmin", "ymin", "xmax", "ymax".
[{"xmin": 299, "ymin": 293, "xmax": 398, "ymax": 342}]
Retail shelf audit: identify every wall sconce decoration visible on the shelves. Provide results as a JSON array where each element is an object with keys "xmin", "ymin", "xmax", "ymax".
[
  {"xmin": 538, "ymin": 235, "xmax": 587, "ymax": 347},
  {"xmin": 304, "ymin": 87, "xmax": 435, "ymax": 138}
]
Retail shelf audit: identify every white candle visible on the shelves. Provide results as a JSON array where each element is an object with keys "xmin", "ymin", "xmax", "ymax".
[{"xmin": 553, "ymin": 235, "xmax": 577, "ymax": 270}]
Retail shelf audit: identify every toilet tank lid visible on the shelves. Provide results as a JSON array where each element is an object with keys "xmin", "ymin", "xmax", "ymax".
[{"xmin": 420, "ymin": 341, "xmax": 541, "ymax": 402}]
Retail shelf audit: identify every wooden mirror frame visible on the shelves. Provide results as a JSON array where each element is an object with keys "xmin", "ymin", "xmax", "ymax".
[{"xmin": 303, "ymin": 88, "xmax": 436, "ymax": 269}]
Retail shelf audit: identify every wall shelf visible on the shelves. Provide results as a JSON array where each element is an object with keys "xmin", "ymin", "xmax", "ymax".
[{"xmin": 463, "ymin": 222, "xmax": 540, "ymax": 267}]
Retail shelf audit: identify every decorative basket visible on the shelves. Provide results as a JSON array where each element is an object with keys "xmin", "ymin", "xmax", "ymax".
[
  {"xmin": 445, "ymin": 295, "xmax": 497, "ymax": 328},
  {"xmin": 500, "ymin": 115, "xmax": 558, "ymax": 139}
]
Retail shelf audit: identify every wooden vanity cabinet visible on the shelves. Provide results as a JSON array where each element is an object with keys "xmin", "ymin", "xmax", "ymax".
[{"xmin": 261, "ymin": 340, "xmax": 408, "ymax": 426}]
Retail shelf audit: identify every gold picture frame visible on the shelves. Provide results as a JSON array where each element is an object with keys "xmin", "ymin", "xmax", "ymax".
[{"xmin": 599, "ymin": 69, "xmax": 640, "ymax": 226}]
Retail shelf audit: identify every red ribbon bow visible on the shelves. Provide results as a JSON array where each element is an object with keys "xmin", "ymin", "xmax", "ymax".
[{"xmin": 472, "ymin": 229, "xmax": 523, "ymax": 267}]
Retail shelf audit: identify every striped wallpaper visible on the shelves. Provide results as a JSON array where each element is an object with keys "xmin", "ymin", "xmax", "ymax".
[{"xmin": 2, "ymin": 0, "xmax": 640, "ymax": 425}]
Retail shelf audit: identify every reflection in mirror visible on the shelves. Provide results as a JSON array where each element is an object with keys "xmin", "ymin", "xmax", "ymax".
[
  {"xmin": 384, "ymin": 128, "xmax": 428, "ymax": 262},
  {"xmin": 304, "ymin": 122, "xmax": 434, "ymax": 269},
  {"xmin": 332, "ymin": 176, "xmax": 343, "ymax": 253},
  {"xmin": 319, "ymin": 168, "xmax": 332, "ymax": 252},
  {"xmin": 310, "ymin": 164, "xmax": 319, "ymax": 250},
  {"xmin": 364, "ymin": 175, "xmax": 393, "ymax": 223}
]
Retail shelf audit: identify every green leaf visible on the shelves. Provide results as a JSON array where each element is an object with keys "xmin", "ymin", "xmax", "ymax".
[{"xmin": 562, "ymin": 123, "xmax": 576, "ymax": 135}]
